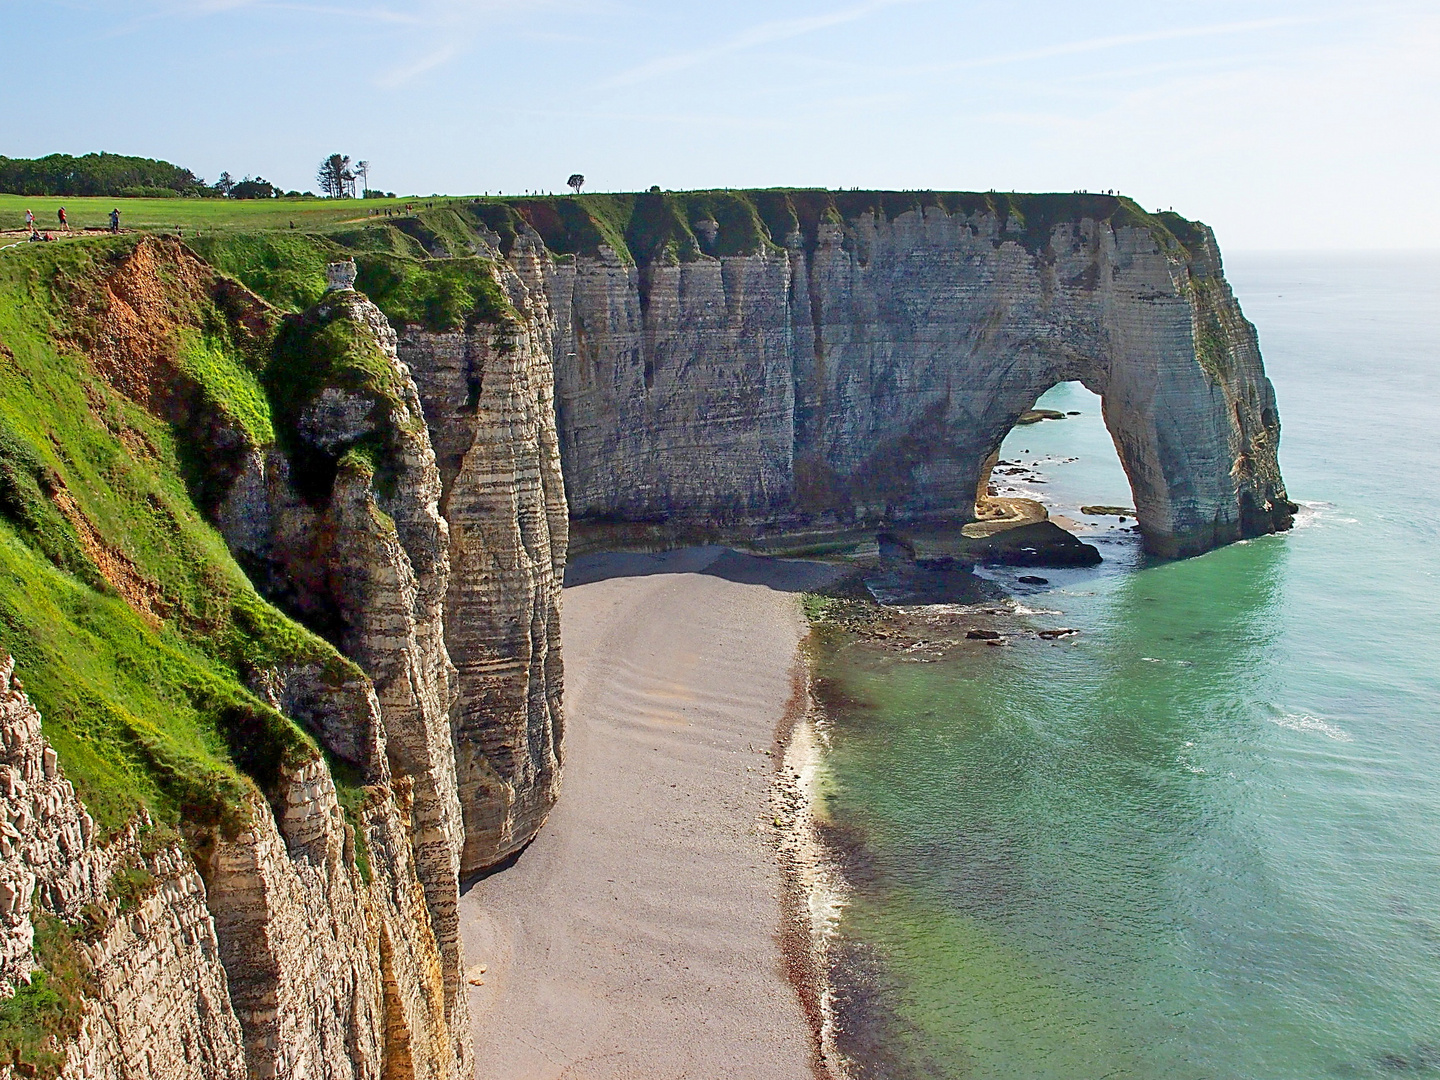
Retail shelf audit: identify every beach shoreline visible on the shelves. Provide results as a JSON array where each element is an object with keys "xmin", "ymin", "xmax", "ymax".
[
  {"xmin": 773, "ymin": 644, "xmax": 859, "ymax": 1080},
  {"xmin": 459, "ymin": 546, "xmax": 844, "ymax": 1079}
]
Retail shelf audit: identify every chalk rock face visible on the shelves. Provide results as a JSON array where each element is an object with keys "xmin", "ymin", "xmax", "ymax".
[
  {"xmin": 205, "ymin": 760, "xmax": 455, "ymax": 1080},
  {"xmin": 217, "ymin": 288, "xmax": 472, "ymax": 1070},
  {"xmin": 0, "ymin": 648, "xmax": 466, "ymax": 1080},
  {"xmin": 225, "ymin": 266, "xmax": 568, "ymax": 888},
  {"xmin": 0, "ymin": 657, "xmax": 248, "ymax": 1080},
  {"xmin": 398, "ymin": 242, "xmax": 568, "ymax": 875},
  {"xmin": 539, "ymin": 204, "xmax": 1292, "ymax": 557},
  {"xmin": 543, "ymin": 245, "xmax": 797, "ymax": 524}
]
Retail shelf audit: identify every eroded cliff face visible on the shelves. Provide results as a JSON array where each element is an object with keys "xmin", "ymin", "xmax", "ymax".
[
  {"xmin": 0, "ymin": 650, "xmax": 465, "ymax": 1080},
  {"xmin": 0, "ymin": 238, "xmax": 483, "ymax": 1080},
  {"xmin": 514, "ymin": 196, "xmax": 1293, "ymax": 558},
  {"xmin": 216, "ymin": 286, "xmax": 472, "ymax": 1074},
  {"xmin": 397, "ymin": 242, "xmax": 568, "ymax": 875},
  {"xmin": 0, "ymin": 658, "xmax": 247, "ymax": 1080}
]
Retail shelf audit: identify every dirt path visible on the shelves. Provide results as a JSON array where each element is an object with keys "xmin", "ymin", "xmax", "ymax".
[{"xmin": 460, "ymin": 546, "xmax": 842, "ymax": 1080}]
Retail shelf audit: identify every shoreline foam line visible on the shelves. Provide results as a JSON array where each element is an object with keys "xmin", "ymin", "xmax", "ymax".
[{"xmin": 775, "ymin": 652, "xmax": 850, "ymax": 1080}]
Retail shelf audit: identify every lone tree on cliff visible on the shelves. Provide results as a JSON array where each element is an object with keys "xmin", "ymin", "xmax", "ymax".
[
  {"xmin": 567, "ymin": 173, "xmax": 585, "ymax": 195},
  {"xmin": 317, "ymin": 153, "xmax": 356, "ymax": 198}
]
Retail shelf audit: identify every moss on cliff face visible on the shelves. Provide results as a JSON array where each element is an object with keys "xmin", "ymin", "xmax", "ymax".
[
  {"xmin": 0, "ymin": 913, "xmax": 94, "ymax": 1076},
  {"xmin": 188, "ymin": 231, "xmax": 339, "ymax": 312},
  {"xmin": 265, "ymin": 293, "xmax": 415, "ymax": 504},
  {"xmin": 352, "ymin": 254, "xmax": 510, "ymax": 332},
  {"xmin": 421, "ymin": 188, "xmax": 1204, "ymax": 267}
]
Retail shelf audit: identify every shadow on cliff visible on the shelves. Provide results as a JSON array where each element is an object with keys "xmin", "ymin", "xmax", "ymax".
[{"xmin": 563, "ymin": 545, "xmax": 844, "ymax": 595}]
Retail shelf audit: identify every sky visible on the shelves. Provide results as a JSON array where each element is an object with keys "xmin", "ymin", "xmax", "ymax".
[{"xmin": 3, "ymin": 0, "xmax": 1437, "ymax": 249}]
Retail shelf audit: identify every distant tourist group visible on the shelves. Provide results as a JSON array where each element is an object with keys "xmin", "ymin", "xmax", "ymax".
[
  {"xmin": 18, "ymin": 205, "xmax": 115, "ymax": 241},
  {"xmin": 21, "ymin": 206, "xmax": 70, "ymax": 242}
]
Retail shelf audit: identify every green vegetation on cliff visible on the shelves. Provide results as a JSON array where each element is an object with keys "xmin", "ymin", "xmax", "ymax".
[
  {"xmin": 462, "ymin": 188, "xmax": 1194, "ymax": 264},
  {"xmin": 354, "ymin": 254, "xmax": 511, "ymax": 331},
  {"xmin": 0, "ymin": 236, "xmax": 347, "ymax": 837},
  {"xmin": 4, "ymin": 186, "xmax": 1214, "ymax": 271},
  {"xmin": 187, "ymin": 229, "xmax": 511, "ymax": 330},
  {"xmin": 188, "ymin": 231, "xmax": 338, "ymax": 312}
]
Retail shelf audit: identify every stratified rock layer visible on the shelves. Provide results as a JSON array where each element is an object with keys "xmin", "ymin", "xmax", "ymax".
[
  {"xmin": 398, "ymin": 243, "xmax": 568, "ymax": 875},
  {"xmin": 528, "ymin": 200, "xmax": 1292, "ymax": 557},
  {"xmin": 0, "ymin": 658, "xmax": 248, "ymax": 1080},
  {"xmin": 217, "ymin": 287, "xmax": 473, "ymax": 1071},
  {"xmin": 0, "ymin": 651, "xmax": 463, "ymax": 1080}
]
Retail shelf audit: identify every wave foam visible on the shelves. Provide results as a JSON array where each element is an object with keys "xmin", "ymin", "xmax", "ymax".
[
  {"xmin": 1292, "ymin": 500, "xmax": 1359, "ymax": 529},
  {"xmin": 1268, "ymin": 712, "xmax": 1353, "ymax": 741}
]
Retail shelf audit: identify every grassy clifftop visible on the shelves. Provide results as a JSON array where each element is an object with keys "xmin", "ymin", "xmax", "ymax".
[
  {"xmin": 3, "ymin": 188, "xmax": 1213, "ymax": 271},
  {"xmin": 355, "ymin": 189, "xmax": 1198, "ymax": 265}
]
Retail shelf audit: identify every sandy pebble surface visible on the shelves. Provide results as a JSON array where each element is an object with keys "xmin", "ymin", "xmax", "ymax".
[{"xmin": 461, "ymin": 546, "xmax": 843, "ymax": 1080}]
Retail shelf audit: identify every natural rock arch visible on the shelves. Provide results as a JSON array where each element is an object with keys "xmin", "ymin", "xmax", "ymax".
[
  {"xmin": 804, "ymin": 266, "xmax": 1293, "ymax": 559},
  {"xmin": 537, "ymin": 196, "xmax": 1294, "ymax": 558}
]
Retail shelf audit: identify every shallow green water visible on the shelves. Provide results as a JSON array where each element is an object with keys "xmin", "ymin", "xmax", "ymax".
[{"xmin": 818, "ymin": 253, "xmax": 1440, "ymax": 1079}]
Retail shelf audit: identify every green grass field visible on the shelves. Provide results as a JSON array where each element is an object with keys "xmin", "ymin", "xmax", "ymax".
[{"xmin": 0, "ymin": 193, "xmax": 475, "ymax": 235}]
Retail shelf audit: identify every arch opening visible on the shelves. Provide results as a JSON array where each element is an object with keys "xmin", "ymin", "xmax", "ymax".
[{"xmin": 973, "ymin": 380, "xmax": 1145, "ymax": 564}]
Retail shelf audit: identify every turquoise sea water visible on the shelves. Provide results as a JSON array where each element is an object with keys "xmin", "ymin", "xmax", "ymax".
[{"xmin": 818, "ymin": 253, "xmax": 1440, "ymax": 1079}]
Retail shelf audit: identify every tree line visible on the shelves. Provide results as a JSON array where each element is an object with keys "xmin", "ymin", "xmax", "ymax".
[
  {"xmin": 315, "ymin": 155, "xmax": 390, "ymax": 199},
  {"xmin": 2, "ymin": 149, "xmax": 585, "ymax": 201},
  {"xmin": 0, "ymin": 152, "xmax": 209, "ymax": 197},
  {"xmin": 0, "ymin": 152, "xmax": 321, "ymax": 199}
]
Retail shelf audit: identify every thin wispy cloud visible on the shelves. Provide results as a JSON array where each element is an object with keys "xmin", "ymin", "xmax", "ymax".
[
  {"xmin": 377, "ymin": 42, "xmax": 463, "ymax": 88},
  {"xmin": 166, "ymin": 0, "xmax": 415, "ymax": 17},
  {"xmin": 371, "ymin": 0, "xmax": 591, "ymax": 86},
  {"xmin": 593, "ymin": 7, "xmax": 1314, "ymax": 94},
  {"xmin": 597, "ymin": 0, "xmax": 927, "ymax": 90},
  {"xmin": 936, "ymin": 15, "xmax": 1322, "ymax": 74},
  {"xmin": 106, "ymin": 0, "xmax": 419, "ymax": 38},
  {"xmin": 268, "ymin": 3, "xmax": 421, "ymax": 23}
]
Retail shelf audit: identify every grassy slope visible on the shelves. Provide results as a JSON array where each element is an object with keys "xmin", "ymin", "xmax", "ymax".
[{"xmin": 0, "ymin": 237, "xmax": 351, "ymax": 838}]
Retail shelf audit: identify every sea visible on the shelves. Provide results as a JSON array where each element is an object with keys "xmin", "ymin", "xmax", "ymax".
[{"xmin": 812, "ymin": 252, "xmax": 1440, "ymax": 1079}]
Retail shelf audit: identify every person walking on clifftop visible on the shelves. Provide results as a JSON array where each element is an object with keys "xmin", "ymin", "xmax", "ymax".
[
  {"xmin": 57, "ymin": 207, "xmax": 69, "ymax": 232},
  {"xmin": 23, "ymin": 209, "xmax": 34, "ymax": 232},
  {"xmin": 108, "ymin": 208, "xmax": 120, "ymax": 233}
]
